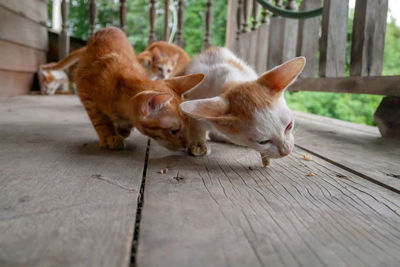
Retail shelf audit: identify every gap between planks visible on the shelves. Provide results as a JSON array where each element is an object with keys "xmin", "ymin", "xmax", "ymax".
[{"xmin": 130, "ymin": 139, "xmax": 151, "ymax": 267}]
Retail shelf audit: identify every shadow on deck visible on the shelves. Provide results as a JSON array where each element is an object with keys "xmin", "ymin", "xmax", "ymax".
[{"xmin": 1, "ymin": 95, "xmax": 400, "ymax": 267}]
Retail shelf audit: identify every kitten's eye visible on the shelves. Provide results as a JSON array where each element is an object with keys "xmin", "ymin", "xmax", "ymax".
[
  {"xmin": 259, "ymin": 140, "xmax": 272, "ymax": 145},
  {"xmin": 158, "ymin": 67, "xmax": 163, "ymax": 72},
  {"xmin": 169, "ymin": 128, "xmax": 179, "ymax": 135},
  {"xmin": 285, "ymin": 122, "xmax": 293, "ymax": 133},
  {"xmin": 167, "ymin": 69, "xmax": 171, "ymax": 73}
]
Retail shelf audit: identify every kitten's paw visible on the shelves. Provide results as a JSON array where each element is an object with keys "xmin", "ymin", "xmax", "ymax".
[
  {"xmin": 189, "ymin": 140, "xmax": 210, "ymax": 156},
  {"xmin": 100, "ymin": 135, "xmax": 125, "ymax": 150}
]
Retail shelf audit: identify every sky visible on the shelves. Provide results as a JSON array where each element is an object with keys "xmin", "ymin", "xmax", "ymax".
[{"xmin": 349, "ymin": 0, "xmax": 400, "ymax": 26}]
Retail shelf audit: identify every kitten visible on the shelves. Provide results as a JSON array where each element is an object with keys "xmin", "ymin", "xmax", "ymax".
[
  {"xmin": 38, "ymin": 68, "xmax": 69, "ymax": 95},
  {"xmin": 44, "ymin": 27, "xmax": 204, "ymax": 150},
  {"xmin": 179, "ymin": 47, "xmax": 305, "ymax": 165},
  {"xmin": 39, "ymin": 47, "xmax": 85, "ymax": 94},
  {"xmin": 137, "ymin": 41, "xmax": 191, "ymax": 80}
]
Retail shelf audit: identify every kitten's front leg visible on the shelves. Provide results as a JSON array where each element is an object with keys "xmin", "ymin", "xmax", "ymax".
[
  {"xmin": 82, "ymin": 99, "xmax": 125, "ymax": 150},
  {"xmin": 187, "ymin": 118, "xmax": 209, "ymax": 156}
]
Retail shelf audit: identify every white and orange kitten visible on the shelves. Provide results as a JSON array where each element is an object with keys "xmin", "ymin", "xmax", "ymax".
[{"xmin": 179, "ymin": 47, "xmax": 305, "ymax": 165}]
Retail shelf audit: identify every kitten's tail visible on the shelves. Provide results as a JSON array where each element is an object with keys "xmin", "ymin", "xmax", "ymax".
[{"xmin": 40, "ymin": 47, "xmax": 86, "ymax": 71}]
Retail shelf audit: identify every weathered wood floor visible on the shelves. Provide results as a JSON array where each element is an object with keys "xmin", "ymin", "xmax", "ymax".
[{"xmin": 1, "ymin": 95, "xmax": 400, "ymax": 267}]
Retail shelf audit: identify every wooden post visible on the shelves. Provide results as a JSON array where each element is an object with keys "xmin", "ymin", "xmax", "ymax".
[
  {"xmin": 374, "ymin": 96, "xmax": 400, "ymax": 140},
  {"xmin": 120, "ymin": 0, "xmax": 127, "ymax": 32},
  {"xmin": 281, "ymin": 0, "xmax": 298, "ymax": 62},
  {"xmin": 163, "ymin": 0, "xmax": 169, "ymax": 41},
  {"xmin": 175, "ymin": 0, "xmax": 185, "ymax": 48},
  {"xmin": 89, "ymin": 0, "xmax": 97, "ymax": 37},
  {"xmin": 202, "ymin": 0, "xmax": 213, "ymax": 51},
  {"xmin": 296, "ymin": 0, "xmax": 321, "ymax": 77},
  {"xmin": 241, "ymin": 0, "xmax": 249, "ymax": 33},
  {"xmin": 59, "ymin": 0, "xmax": 69, "ymax": 59},
  {"xmin": 267, "ymin": 0, "xmax": 284, "ymax": 69},
  {"xmin": 52, "ymin": 0, "xmax": 62, "ymax": 32},
  {"xmin": 255, "ymin": 1, "xmax": 271, "ymax": 73},
  {"xmin": 251, "ymin": 0, "xmax": 259, "ymax": 31},
  {"xmin": 149, "ymin": 0, "xmax": 157, "ymax": 45},
  {"xmin": 350, "ymin": 0, "xmax": 389, "ymax": 77},
  {"xmin": 236, "ymin": 0, "xmax": 242, "ymax": 43},
  {"xmin": 319, "ymin": 0, "xmax": 349, "ymax": 77}
]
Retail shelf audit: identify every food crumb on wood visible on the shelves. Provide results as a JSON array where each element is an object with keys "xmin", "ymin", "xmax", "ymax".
[
  {"xmin": 158, "ymin": 168, "xmax": 168, "ymax": 174},
  {"xmin": 260, "ymin": 152, "xmax": 270, "ymax": 167},
  {"xmin": 248, "ymin": 166, "xmax": 253, "ymax": 170},
  {"xmin": 91, "ymin": 174, "xmax": 102, "ymax": 178},
  {"xmin": 307, "ymin": 172, "xmax": 315, "ymax": 177},
  {"xmin": 301, "ymin": 154, "xmax": 312, "ymax": 161}
]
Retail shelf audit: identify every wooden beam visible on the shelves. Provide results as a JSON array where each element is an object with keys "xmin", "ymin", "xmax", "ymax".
[
  {"xmin": 119, "ymin": 0, "xmax": 127, "ymax": 32},
  {"xmin": 296, "ymin": 0, "xmax": 321, "ymax": 77},
  {"xmin": 0, "ymin": 70, "xmax": 34, "ymax": 96},
  {"xmin": 289, "ymin": 76, "xmax": 400, "ymax": 96},
  {"xmin": 255, "ymin": 7, "xmax": 270, "ymax": 74},
  {"xmin": 319, "ymin": 0, "xmax": 349, "ymax": 77},
  {"xmin": 281, "ymin": 0, "xmax": 299, "ymax": 62},
  {"xmin": 350, "ymin": 0, "xmax": 388, "ymax": 76},
  {"xmin": 149, "ymin": 0, "xmax": 157, "ymax": 45},
  {"xmin": 202, "ymin": 0, "xmax": 213, "ymax": 51},
  {"xmin": 89, "ymin": 0, "xmax": 97, "ymax": 37}
]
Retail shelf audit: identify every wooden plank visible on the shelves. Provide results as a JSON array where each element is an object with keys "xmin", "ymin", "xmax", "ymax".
[
  {"xmin": 137, "ymin": 137, "xmax": 400, "ymax": 266},
  {"xmin": 0, "ymin": 96, "xmax": 145, "ymax": 266},
  {"xmin": 255, "ymin": 22, "xmax": 270, "ymax": 74},
  {"xmin": 0, "ymin": 0, "xmax": 47, "ymax": 25},
  {"xmin": 350, "ymin": 0, "xmax": 388, "ymax": 77},
  {"xmin": 267, "ymin": 16, "xmax": 284, "ymax": 69},
  {"xmin": 281, "ymin": 18, "xmax": 298, "ymax": 62},
  {"xmin": 289, "ymin": 76, "xmax": 400, "ymax": 96},
  {"xmin": 247, "ymin": 31, "xmax": 259, "ymax": 69},
  {"xmin": 0, "ymin": 70, "xmax": 34, "ymax": 96},
  {"xmin": 319, "ymin": 0, "xmax": 349, "ymax": 77},
  {"xmin": 294, "ymin": 111, "xmax": 400, "ymax": 191},
  {"xmin": 296, "ymin": 0, "xmax": 321, "ymax": 77},
  {"xmin": 226, "ymin": 0, "xmax": 238, "ymax": 50},
  {"xmin": 0, "ymin": 40, "xmax": 46, "ymax": 72},
  {"xmin": 237, "ymin": 31, "xmax": 253, "ymax": 63},
  {"xmin": 0, "ymin": 6, "xmax": 48, "ymax": 51}
]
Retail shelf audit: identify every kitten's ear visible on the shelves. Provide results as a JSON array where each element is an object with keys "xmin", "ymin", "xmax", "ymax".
[
  {"xmin": 164, "ymin": 73, "xmax": 205, "ymax": 96},
  {"xmin": 258, "ymin": 57, "xmax": 305, "ymax": 96},
  {"xmin": 179, "ymin": 97, "xmax": 229, "ymax": 120},
  {"xmin": 171, "ymin": 53, "xmax": 179, "ymax": 65},
  {"xmin": 180, "ymin": 97, "xmax": 240, "ymax": 127},
  {"xmin": 132, "ymin": 91, "xmax": 173, "ymax": 117},
  {"xmin": 152, "ymin": 48, "xmax": 161, "ymax": 62},
  {"xmin": 137, "ymin": 52, "xmax": 152, "ymax": 67}
]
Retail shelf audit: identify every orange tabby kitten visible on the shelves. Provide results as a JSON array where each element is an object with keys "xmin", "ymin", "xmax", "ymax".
[
  {"xmin": 44, "ymin": 27, "xmax": 204, "ymax": 150},
  {"xmin": 137, "ymin": 41, "xmax": 191, "ymax": 80}
]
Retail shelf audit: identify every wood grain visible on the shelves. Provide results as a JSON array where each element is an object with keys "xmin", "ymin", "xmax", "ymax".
[
  {"xmin": 289, "ymin": 76, "xmax": 400, "ymax": 96},
  {"xmin": 294, "ymin": 111, "xmax": 400, "ymax": 191},
  {"xmin": 0, "ymin": 40, "xmax": 46, "ymax": 72},
  {"xmin": 267, "ymin": 16, "xmax": 284, "ymax": 69},
  {"xmin": 350, "ymin": 0, "xmax": 388, "ymax": 77},
  {"xmin": 319, "ymin": 0, "xmax": 349, "ymax": 77},
  {"xmin": 255, "ymin": 22, "xmax": 270, "ymax": 74},
  {"xmin": 296, "ymin": 0, "xmax": 321, "ymax": 78},
  {"xmin": 137, "ymin": 135, "xmax": 400, "ymax": 266},
  {"xmin": 0, "ymin": 96, "xmax": 146, "ymax": 267},
  {"xmin": 0, "ymin": 6, "xmax": 48, "ymax": 51},
  {"xmin": 0, "ymin": 70, "xmax": 35, "ymax": 96},
  {"xmin": 0, "ymin": 0, "xmax": 47, "ymax": 25}
]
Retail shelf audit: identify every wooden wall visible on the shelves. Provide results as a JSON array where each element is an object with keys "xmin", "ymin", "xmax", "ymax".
[{"xmin": 0, "ymin": 0, "xmax": 48, "ymax": 97}]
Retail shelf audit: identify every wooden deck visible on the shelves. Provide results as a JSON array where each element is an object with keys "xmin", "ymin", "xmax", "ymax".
[{"xmin": 1, "ymin": 95, "xmax": 400, "ymax": 267}]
